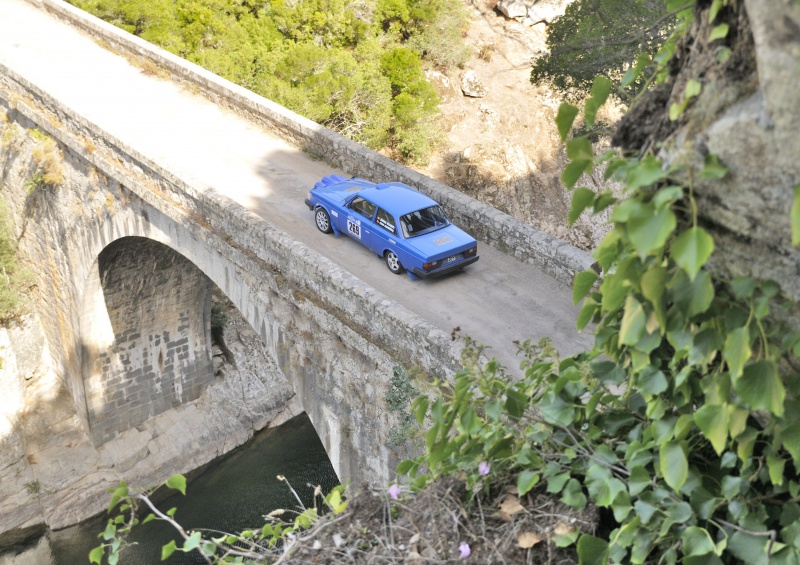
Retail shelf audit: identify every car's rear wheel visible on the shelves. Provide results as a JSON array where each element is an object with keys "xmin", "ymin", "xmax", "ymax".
[
  {"xmin": 315, "ymin": 208, "xmax": 333, "ymax": 234},
  {"xmin": 385, "ymin": 251, "xmax": 404, "ymax": 274}
]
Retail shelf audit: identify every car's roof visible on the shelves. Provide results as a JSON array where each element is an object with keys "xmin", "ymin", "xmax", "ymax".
[{"xmin": 358, "ymin": 182, "xmax": 438, "ymax": 216}]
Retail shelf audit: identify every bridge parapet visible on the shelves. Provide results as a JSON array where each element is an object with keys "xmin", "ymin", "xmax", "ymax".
[
  {"xmin": 0, "ymin": 60, "xmax": 462, "ymax": 488},
  {"xmin": 25, "ymin": 0, "xmax": 595, "ymax": 286}
]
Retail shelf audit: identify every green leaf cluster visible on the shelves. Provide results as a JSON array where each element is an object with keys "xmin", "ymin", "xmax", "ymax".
[
  {"xmin": 402, "ymin": 66, "xmax": 800, "ymax": 563},
  {"xmin": 68, "ymin": 0, "xmax": 468, "ymax": 164}
]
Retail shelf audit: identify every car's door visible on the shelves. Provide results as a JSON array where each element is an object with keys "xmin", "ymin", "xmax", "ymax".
[
  {"xmin": 341, "ymin": 196, "xmax": 377, "ymax": 250},
  {"xmin": 371, "ymin": 207, "xmax": 401, "ymax": 256}
]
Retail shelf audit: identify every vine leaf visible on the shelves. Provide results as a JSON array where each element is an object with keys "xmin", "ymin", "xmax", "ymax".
[
  {"xmin": 563, "ymin": 137, "xmax": 594, "ymax": 189},
  {"xmin": 619, "ymin": 295, "xmax": 646, "ymax": 346},
  {"xmin": 161, "ymin": 540, "xmax": 177, "ymax": 560},
  {"xmin": 577, "ymin": 534, "xmax": 609, "ymax": 564},
  {"xmin": 660, "ymin": 441, "xmax": 688, "ymax": 491},
  {"xmin": 539, "ymin": 391, "xmax": 575, "ymax": 427},
  {"xmin": 708, "ymin": 23, "xmax": 729, "ymax": 42},
  {"xmin": 165, "ymin": 474, "xmax": 187, "ymax": 495},
  {"xmin": 622, "ymin": 52, "xmax": 651, "ymax": 88},
  {"xmin": 734, "ymin": 360, "xmax": 785, "ymax": 417},
  {"xmin": 681, "ymin": 526, "xmax": 716, "ymax": 557},
  {"xmin": 628, "ymin": 205, "xmax": 677, "ymax": 257},
  {"xmin": 585, "ymin": 76, "xmax": 612, "ymax": 126},
  {"xmin": 624, "ymin": 155, "xmax": 668, "ymax": 190},
  {"xmin": 671, "ymin": 227, "xmax": 714, "ymax": 281},
  {"xmin": 89, "ymin": 546, "xmax": 105, "ymax": 564},
  {"xmin": 517, "ymin": 470, "xmax": 540, "ymax": 496},
  {"xmin": 569, "ymin": 187, "xmax": 595, "ymax": 225},
  {"xmin": 694, "ymin": 404, "xmax": 729, "ymax": 455},
  {"xmin": 556, "ymin": 103, "xmax": 579, "ymax": 141},
  {"xmin": 641, "ymin": 266, "xmax": 667, "ymax": 327},
  {"xmin": 573, "ymin": 269, "xmax": 598, "ymax": 304},
  {"xmin": 723, "ymin": 326, "xmax": 751, "ymax": 379},
  {"xmin": 709, "ymin": 0, "xmax": 725, "ymax": 22},
  {"xmin": 782, "ymin": 424, "xmax": 800, "ymax": 466}
]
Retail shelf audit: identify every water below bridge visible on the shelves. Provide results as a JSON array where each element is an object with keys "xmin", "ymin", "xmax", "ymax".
[{"xmin": 0, "ymin": 414, "xmax": 339, "ymax": 564}]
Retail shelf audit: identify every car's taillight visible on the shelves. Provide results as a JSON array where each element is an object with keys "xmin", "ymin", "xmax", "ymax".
[
  {"xmin": 464, "ymin": 246, "xmax": 477, "ymax": 258},
  {"xmin": 423, "ymin": 260, "xmax": 442, "ymax": 271}
]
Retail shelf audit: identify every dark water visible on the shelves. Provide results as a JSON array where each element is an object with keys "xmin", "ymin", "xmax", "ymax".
[{"xmin": 0, "ymin": 413, "xmax": 339, "ymax": 565}]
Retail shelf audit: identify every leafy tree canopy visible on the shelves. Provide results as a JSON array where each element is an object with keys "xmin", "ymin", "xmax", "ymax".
[
  {"xmin": 531, "ymin": 0, "xmax": 674, "ymax": 101},
  {"xmin": 68, "ymin": 0, "xmax": 470, "ymax": 163}
]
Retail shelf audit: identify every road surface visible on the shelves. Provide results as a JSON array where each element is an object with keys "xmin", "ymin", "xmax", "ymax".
[{"xmin": 0, "ymin": 0, "xmax": 593, "ymax": 373}]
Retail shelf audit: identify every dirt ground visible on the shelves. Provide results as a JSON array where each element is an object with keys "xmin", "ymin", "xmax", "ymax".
[{"xmin": 419, "ymin": 0, "xmax": 615, "ymax": 251}]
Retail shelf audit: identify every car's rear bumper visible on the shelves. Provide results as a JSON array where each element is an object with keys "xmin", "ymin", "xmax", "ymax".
[
  {"xmin": 411, "ymin": 256, "xmax": 479, "ymax": 279},
  {"xmin": 305, "ymin": 199, "xmax": 314, "ymax": 210}
]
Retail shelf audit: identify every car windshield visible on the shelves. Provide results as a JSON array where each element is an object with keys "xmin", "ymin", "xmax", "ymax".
[{"xmin": 400, "ymin": 205, "xmax": 450, "ymax": 238}]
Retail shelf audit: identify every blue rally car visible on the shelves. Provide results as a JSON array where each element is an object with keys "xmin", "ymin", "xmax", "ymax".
[{"xmin": 305, "ymin": 175, "xmax": 479, "ymax": 279}]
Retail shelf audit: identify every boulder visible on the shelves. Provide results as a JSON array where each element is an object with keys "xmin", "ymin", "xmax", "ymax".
[
  {"xmin": 461, "ymin": 70, "xmax": 487, "ymax": 98},
  {"xmin": 496, "ymin": 0, "xmax": 528, "ymax": 19}
]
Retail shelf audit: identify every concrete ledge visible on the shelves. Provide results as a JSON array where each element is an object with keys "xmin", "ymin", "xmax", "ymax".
[{"xmin": 24, "ymin": 0, "xmax": 595, "ymax": 286}]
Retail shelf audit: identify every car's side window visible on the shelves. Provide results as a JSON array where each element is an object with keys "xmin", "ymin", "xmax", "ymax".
[
  {"xmin": 350, "ymin": 197, "xmax": 376, "ymax": 220},
  {"xmin": 375, "ymin": 208, "xmax": 396, "ymax": 234}
]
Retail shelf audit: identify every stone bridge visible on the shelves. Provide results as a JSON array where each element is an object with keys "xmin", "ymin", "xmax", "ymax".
[{"xmin": 0, "ymin": 0, "xmax": 593, "ymax": 537}]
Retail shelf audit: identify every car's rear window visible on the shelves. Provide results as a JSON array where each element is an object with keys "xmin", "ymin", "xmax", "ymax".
[{"xmin": 400, "ymin": 205, "xmax": 450, "ymax": 238}]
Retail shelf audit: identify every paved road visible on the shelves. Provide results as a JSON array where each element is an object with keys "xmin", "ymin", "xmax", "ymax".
[{"xmin": 0, "ymin": 0, "xmax": 592, "ymax": 373}]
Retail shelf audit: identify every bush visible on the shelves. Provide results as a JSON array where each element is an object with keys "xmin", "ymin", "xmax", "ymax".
[
  {"xmin": 400, "ymin": 62, "xmax": 800, "ymax": 562},
  {"xmin": 30, "ymin": 129, "xmax": 65, "ymax": 188},
  {"xmin": 0, "ymin": 200, "xmax": 30, "ymax": 326},
  {"xmin": 69, "ymin": 0, "xmax": 465, "ymax": 163}
]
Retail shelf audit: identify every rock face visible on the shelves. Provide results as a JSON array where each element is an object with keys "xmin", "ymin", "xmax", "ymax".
[
  {"xmin": 614, "ymin": 0, "xmax": 800, "ymax": 302},
  {"xmin": 460, "ymin": 69, "xmax": 488, "ymax": 98},
  {"xmin": 496, "ymin": 0, "xmax": 572, "ymax": 26}
]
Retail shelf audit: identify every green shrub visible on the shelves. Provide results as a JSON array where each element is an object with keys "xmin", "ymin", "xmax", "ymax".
[
  {"xmin": 0, "ymin": 201, "xmax": 30, "ymax": 326},
  {"xmin": 69, "ymin": 0, "xmax": 465, "ymax": 163},
  {"xmin": 401, "ymin": 64, "xmax": 800, "ymax": 563}
]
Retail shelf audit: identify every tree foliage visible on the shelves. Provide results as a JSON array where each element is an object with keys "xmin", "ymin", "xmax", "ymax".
[
  {"xmin": 531, "ymin": 0, "xmax": 674, "ymax": 101},
  {"xmin": 68, "ymin": 0, "xmax": 470, "ymax": 164}
]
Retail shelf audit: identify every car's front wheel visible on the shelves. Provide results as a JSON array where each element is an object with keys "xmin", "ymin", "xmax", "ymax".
[
  {"xmin": 385, "ymin": 250, "xmax": 404, "ymax": 275},
  {"xmin": 314, "ymin": 208, "xmax": 333, "ymax": 234}
]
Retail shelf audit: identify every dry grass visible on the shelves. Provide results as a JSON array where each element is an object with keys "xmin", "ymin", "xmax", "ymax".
[
  {"xmin": 272, "ymin": 477, "xmax": 597, "ymax": 564},
  {"xmin": 136, "ymin": 57, "xmax": 171, "ymax": 79},
  {"xmin": 30, "ymin": 131, "xmax": 65, "ymax": 187},
  {"xmin": 83, "ymin": 136, "xmax": 96, "ymax": 153}
]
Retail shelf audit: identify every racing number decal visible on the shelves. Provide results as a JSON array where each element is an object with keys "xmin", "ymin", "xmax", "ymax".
[{"xmin": 347, "ymin": 217, "xmax": 361, "ymax": 239}]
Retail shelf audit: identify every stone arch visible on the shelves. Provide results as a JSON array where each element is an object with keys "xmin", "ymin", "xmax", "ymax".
[{"xmin": 79, "ymin": 236, "xmax": 214, "ymax": 445}]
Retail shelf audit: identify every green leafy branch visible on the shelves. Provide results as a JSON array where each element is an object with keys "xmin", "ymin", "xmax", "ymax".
[
  {"xmin": 90, "ymin": 474, "xmax": 349, "ymax": 564},
  {"xmin": 402, "ymin": 65, "xmax": 800, "ymax": 563}
]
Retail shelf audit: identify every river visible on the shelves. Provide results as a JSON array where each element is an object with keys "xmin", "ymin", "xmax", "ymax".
[{"xmin": 0, "ymin": 414, "xmax": 339, "ymax": 564}]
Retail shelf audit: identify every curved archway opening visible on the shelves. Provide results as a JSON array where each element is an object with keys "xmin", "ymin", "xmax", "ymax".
[{"xmin": 80, "ymin": 236, "xmax": 214, "ymax": 444}]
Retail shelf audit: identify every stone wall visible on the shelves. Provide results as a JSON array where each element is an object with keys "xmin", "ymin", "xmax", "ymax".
[
  {"xmin": 25, "ymin": 0, "xmax": 595, "ymax": 286},
  {"xmin": 84, "ymin": 237, "xmax": 214, "ymax": 444}
]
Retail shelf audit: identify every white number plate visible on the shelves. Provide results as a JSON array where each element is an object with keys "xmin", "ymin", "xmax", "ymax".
[
  {"xmin": 445, "ymin": 255, "xmax": 459, "ymax": 263},
  {"xmin": 347, "ymin": 218, "xmax": 361, "ymax": 239}
]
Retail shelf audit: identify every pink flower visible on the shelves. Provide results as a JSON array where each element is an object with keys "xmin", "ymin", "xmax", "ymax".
[
  {"xmin": 478, "ymin": 461, "xmax": 490, "ymax": 476},
  {"xmin": 459, "ymin": 543, "xmax": 471, "ymax": 558},
  {"xmin": 388, "ymin": 483, "xmax": 400, "ymax": 500}
]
